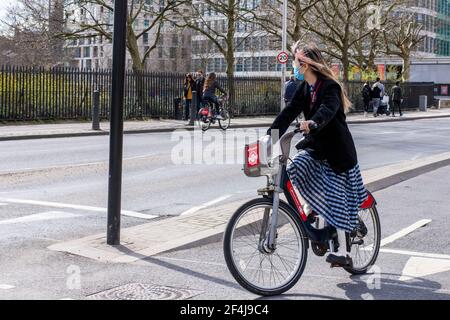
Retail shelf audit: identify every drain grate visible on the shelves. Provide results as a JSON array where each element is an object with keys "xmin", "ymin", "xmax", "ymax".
[{"xmin": 87, "ymin": 283, "xmax": 203, "ymax": 300}]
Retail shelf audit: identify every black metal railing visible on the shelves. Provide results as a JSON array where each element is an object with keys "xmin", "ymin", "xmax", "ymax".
[{"xmin": 0, "ymin": 65, "xmax": 438, "ymax": 121}]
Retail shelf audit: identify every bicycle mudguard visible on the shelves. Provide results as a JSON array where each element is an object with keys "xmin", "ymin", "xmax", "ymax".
[{"xmin": 360, "ymin": 190, "xmax": 377, "ymax": 209}]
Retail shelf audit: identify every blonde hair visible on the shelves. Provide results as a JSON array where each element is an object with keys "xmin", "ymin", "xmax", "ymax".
[
  {"xmin": 291, "ymin": 41, "xmax": 352, "ymax": 113},
  {"xmin": 203, "ymin": 72, "xmax": 216, "ymax": 92}
]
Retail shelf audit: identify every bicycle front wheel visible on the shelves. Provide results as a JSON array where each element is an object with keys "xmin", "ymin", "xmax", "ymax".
[
  {"xmin": 223, "ymin": 198, "xmax": 308, "ymax": 296},
  {"xmin": 218, "ymin": 108, "xmax": 230, "ymax": 130}
]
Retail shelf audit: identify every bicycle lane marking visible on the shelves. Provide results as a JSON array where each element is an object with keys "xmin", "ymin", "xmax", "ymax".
[
  {"xmin": 379, "ymin": 219, "xmax": 432, "ymax": 247},
  {"xmin": 0, "ymin": 198, "xmax": 158, "ymax": 220},
  {"xmin": 180, "ymin": 195, "xmax": 232, "ymax": 216}
]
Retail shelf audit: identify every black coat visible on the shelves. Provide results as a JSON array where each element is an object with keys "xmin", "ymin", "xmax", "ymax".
[{"xmin": 268, "ymin": 77, "xmax": 358, "ymax": 174}]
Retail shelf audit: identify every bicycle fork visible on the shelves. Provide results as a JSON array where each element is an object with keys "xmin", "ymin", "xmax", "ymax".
[{"xmin": 264, "ymin": 166, "xmax": 285, "ymax": 252}]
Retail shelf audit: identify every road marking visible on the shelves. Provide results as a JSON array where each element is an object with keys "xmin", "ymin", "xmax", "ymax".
[
  {"xmin": 410, "ymin": 153, "xmax": 423, "ymax": 161},
  {"xmin": 180, "ymin": 195, "xmax": 232, "ymax": 216},
  {"xmin": 380, "ymin": 219, "xmax": 432, "ymax": 247},
  {"xmin": 0, "ymin": 198, "xmax": 157, "ymax": 220},
  {"xmin": 380, "ymin": 248, "xmax": 450, "ymax": 260},
  {"xmin": 0, "ymin": 203, "xmax": 7, "ymax": 206},
  {"xmin": 0, "ymin": 153, "xmax": 159, "ymax": 176},
  {"xmin": 146, "ymin": 256, "xmax": 450, "ymax": 294},
  {"xmin": 0, "ymin": 284, "xmax": 15, "ymax": 290},
  {"xmin": 399, "ymin": 256, "xmax": 450, "ymax": 281},
  {"xmin": 0, "ymin": 211, "xmax": 82, "ymax": 225}
]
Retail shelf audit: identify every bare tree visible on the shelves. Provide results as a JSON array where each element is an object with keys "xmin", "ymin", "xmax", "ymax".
[
  {"xmin": 252, "ymin": 0, "xmax": 321, "ymax": 45},
  {"xmin": 0, "ymin": 0, "xmax": 66, "ymax": 67},
  {"xmin": 64, "ymin": 0, "xmax": 187, "ymax": 72},
  {"xmin": 381, "ymin": 10, "xmax": 424, "ymax": 81},
  {"xmin": 301, "ymin": 0, "xmax": 383, "ymax": 82},
  {"xmin": 170, "ymin": 0, "xmax": 266, "ymax": 109}
]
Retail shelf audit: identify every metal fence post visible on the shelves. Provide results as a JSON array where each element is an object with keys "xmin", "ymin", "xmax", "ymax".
[
  {"xmin": 92, "ymin": 89, "xmax": 100, "ymax": 130},
  {"xmin": 189, "ymin": 91, "xmax": 197, "ymax": 125}
]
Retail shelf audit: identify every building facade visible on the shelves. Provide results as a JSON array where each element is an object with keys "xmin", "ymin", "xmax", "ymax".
[
  {"xmin": 64, "ymin": 0, "xmax": 191, "ymax": 71},
  {"xmin": 190, "ymin": 0, "xmax": 284, "ymax": 76},
  {"xmin": 191, "ymin": 0, "xmax": 450, "ymax": 79}
]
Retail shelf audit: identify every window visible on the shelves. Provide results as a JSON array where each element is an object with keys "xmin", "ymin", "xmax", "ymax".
[
  {"xmin": 144, "ymin": 19, "xmax": 150, "ymax": 28},
  {"xmin": 244, "ymin": 57, "xmax": 251, "ymax": 72},
  {"xmin": 252, "ymin": 57, "xmax": 259, "ymax": 71},
  {"xmin": 260, "ymin": 57, "xmax": 268, "ymax": 71},
  {"xmin": 93, "ymin": 46, "xmax": 98, "ymax": 57},
  {"xmin": 172, "ymin": 34, "xmax": 178, "ymax": 45},
  {"xmin": 214, "ymin": 58, "xmax": 221, "ymax": 71},
  {"xmin": 158, "ymin": 47, "xmax": 163, "ymax": 58},
  {"xmin": 170, "ymin": 49, "xmax": 176, "ymax": 59},
  {"xmin": 83, "ymin": 47, "xmax": 90, "ymax": 58},
  {"xmin": 143, "ymin": 32, "xmax": 149, "ymax": 45},
  {"xmin": 236, "ymin": 58, "xmax": 243, "ymax": 72}
]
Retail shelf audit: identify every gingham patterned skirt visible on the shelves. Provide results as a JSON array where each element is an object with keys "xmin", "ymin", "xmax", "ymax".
[{"xmin": 287, "ymin": 151, "xmax": 368, "ymax": 233}]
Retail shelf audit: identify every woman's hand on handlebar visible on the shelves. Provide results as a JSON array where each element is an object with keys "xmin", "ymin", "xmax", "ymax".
[{"xmin": 298, "ymin": 120, "xmax": 317, "ymax": 134}]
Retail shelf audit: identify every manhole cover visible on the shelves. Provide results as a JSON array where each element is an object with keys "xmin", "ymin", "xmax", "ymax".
[{"xmin": 87, "ymin": 283, "xmax": 203, "ymax": 300}]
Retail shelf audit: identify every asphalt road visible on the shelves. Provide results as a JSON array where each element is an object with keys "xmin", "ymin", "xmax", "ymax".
[{"xmin": 0, "ymin": 117, "xmax": 449, "ymax": 300}]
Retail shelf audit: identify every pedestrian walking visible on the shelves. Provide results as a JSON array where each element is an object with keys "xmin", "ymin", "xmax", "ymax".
[
  {"xmin": 195, "ymin": 70, "xmax": 205, "ymax": 112},
  {"xmin": 267, "ymin": 42, "xmax": 367, "ymax": 268},
  {"xmin": 371, "ymin": 77, "xmax": 384, "ymax": 117},
  {"xmin": 284, "ymin": 70, "xmax": 299, "ymax": 104},
  {"xmin": 362, "ymin": 82, "xmax": 372, "ymax": 117},
  {"xmin": 183, "ymin": 73, "xmax": 195, "ymax": 120},
  {"xmin": 391, "ymin": 81, "xmax": 403, "ymax": 117}
]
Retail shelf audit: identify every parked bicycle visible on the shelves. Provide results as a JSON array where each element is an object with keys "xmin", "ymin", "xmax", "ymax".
[
  {"xmin": 223, "ymin": 123, "xmax": 381, "ymax": 296},
  {"xmin": 197, "ymin": 94, "xmax": 231, "ymax": 131}
]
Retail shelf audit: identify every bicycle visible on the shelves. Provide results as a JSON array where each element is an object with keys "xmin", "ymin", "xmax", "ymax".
[
  {"xmin": 223, "ymin": 123, "xmax": 381, "ymax": 296},
  {"xmin": 197, "ymin": 94, "xmax": 231, "ymax": 131}
]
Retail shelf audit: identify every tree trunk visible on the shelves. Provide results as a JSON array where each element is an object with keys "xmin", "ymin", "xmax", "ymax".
[
  {"xmin": 402, "ymin": 52, "xmax": 410, "ymax": 82},
  {"xmin": 127, "ymin": 23, "xmax": 146, "ymax": 118},
  {"xmin": 226, "ymin": 1, "xmax": 236, "ymax": 115}
]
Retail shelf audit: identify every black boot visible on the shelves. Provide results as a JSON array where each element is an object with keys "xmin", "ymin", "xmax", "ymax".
[{"xmin": 326, "ymin": 254, "xmax": 353, "ymax": 268}]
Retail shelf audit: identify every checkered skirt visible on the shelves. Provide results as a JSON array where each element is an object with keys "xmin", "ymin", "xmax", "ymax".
[{"xmin": 287, "ymin": 151, "xmax": 368, "ymax": 232}]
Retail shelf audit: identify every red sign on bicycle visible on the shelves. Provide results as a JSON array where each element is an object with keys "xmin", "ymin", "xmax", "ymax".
[{"xmin": 277, "ymin": 51, "xmax": 289, "ymax": 64}]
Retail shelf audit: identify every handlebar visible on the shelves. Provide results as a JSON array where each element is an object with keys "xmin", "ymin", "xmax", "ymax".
[{"xmin": 294, "ymin": 121, "xmax": 318, "ymax": 134}]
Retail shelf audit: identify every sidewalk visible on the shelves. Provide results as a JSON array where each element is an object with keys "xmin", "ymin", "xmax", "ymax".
[{"xmin": 1, "ymin": 107, "xmax": 450, "ymax": 141}]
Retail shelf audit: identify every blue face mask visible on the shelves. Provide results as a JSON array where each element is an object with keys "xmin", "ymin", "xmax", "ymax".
[{"xmin": 293, "ymin": 66, "xmax": 304, "ymax": 81}]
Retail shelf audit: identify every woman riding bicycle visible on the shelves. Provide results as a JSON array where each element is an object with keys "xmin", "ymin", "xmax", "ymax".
[
  {"xmin": 267, "ymin": 42, "xmax": 368, "ymax": 268},
  {"xmin": 202, "ymin": 72, "xmax": 227, "ymax": 119}
]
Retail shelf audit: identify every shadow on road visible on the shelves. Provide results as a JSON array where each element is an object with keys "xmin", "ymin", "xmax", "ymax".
[{"xmin": 338, "ymin": 273, "xmax": 450, "ymax": 300}]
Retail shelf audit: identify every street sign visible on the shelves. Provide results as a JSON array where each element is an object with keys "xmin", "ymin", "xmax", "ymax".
[{"xmin": 277, "ymin": 51, "xmax": 289, "ymax": 64}]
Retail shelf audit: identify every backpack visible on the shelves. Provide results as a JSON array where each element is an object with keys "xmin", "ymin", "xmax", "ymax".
[{"xmin": 372, "ymin": 85, "xmax": 381, "ymax": 99}]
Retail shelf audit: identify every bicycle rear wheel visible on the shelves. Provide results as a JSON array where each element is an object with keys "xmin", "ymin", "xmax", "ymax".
[
  {"xmin": 344, "ymin": 206, "xmax": 381, "ymax": 275},
  {"xmin": 223, "ymin": 198, "xmax": 308, "ymax": 296}
]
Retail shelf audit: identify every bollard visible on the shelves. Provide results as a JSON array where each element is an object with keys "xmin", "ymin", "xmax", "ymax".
[
  {"xmin": 189, "ymin": 90, "xmax": 197, "ymax": 125},
  {"xmin": 92, "ymin": 90, "xmax": 100, "ymax": 130}
]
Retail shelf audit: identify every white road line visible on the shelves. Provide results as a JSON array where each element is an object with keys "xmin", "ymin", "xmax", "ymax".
[
  {"xmin": 0, "ymin": 198, "xmax": 157, "ymax": 220},
  {"xmin": 399, "ymin": 256, "xmax": 450, "ymax": 281},
  {"xmin": 180, "ymin": 195, "xmax": 232, "ymax": 216},
  {"xmin": 0, "ymin": 211, "xmax": 82, "ymax": 225},
  {"xmin": 148, "ymin": 256, "xmax": 450, "ymax": 294},
  {"xmin": 380, "ymin": 248, "xmax": 450, "ymax": 260},
  {"xmin": 410, "ymin": 153, "xmax": 423, "ymax": 161},
  {"xmin": 380, "ymin": 219, "xmax": 432, "ymax": 247},
  {"xmin": 0, "ymin": 153, "xmax": 158, "ymax": 175},
  {"xmin": 0, "ymin": 284, "xmax": 15, "ymax": 290},
  {"xmin": 0, "ymin": 203, "xmax": 7, "ymax": 206}
]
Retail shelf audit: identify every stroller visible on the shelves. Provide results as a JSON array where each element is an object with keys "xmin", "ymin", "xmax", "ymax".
[{"xmin": 375, "ymin": 95, "xmax": 391, "ymax": 116}]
